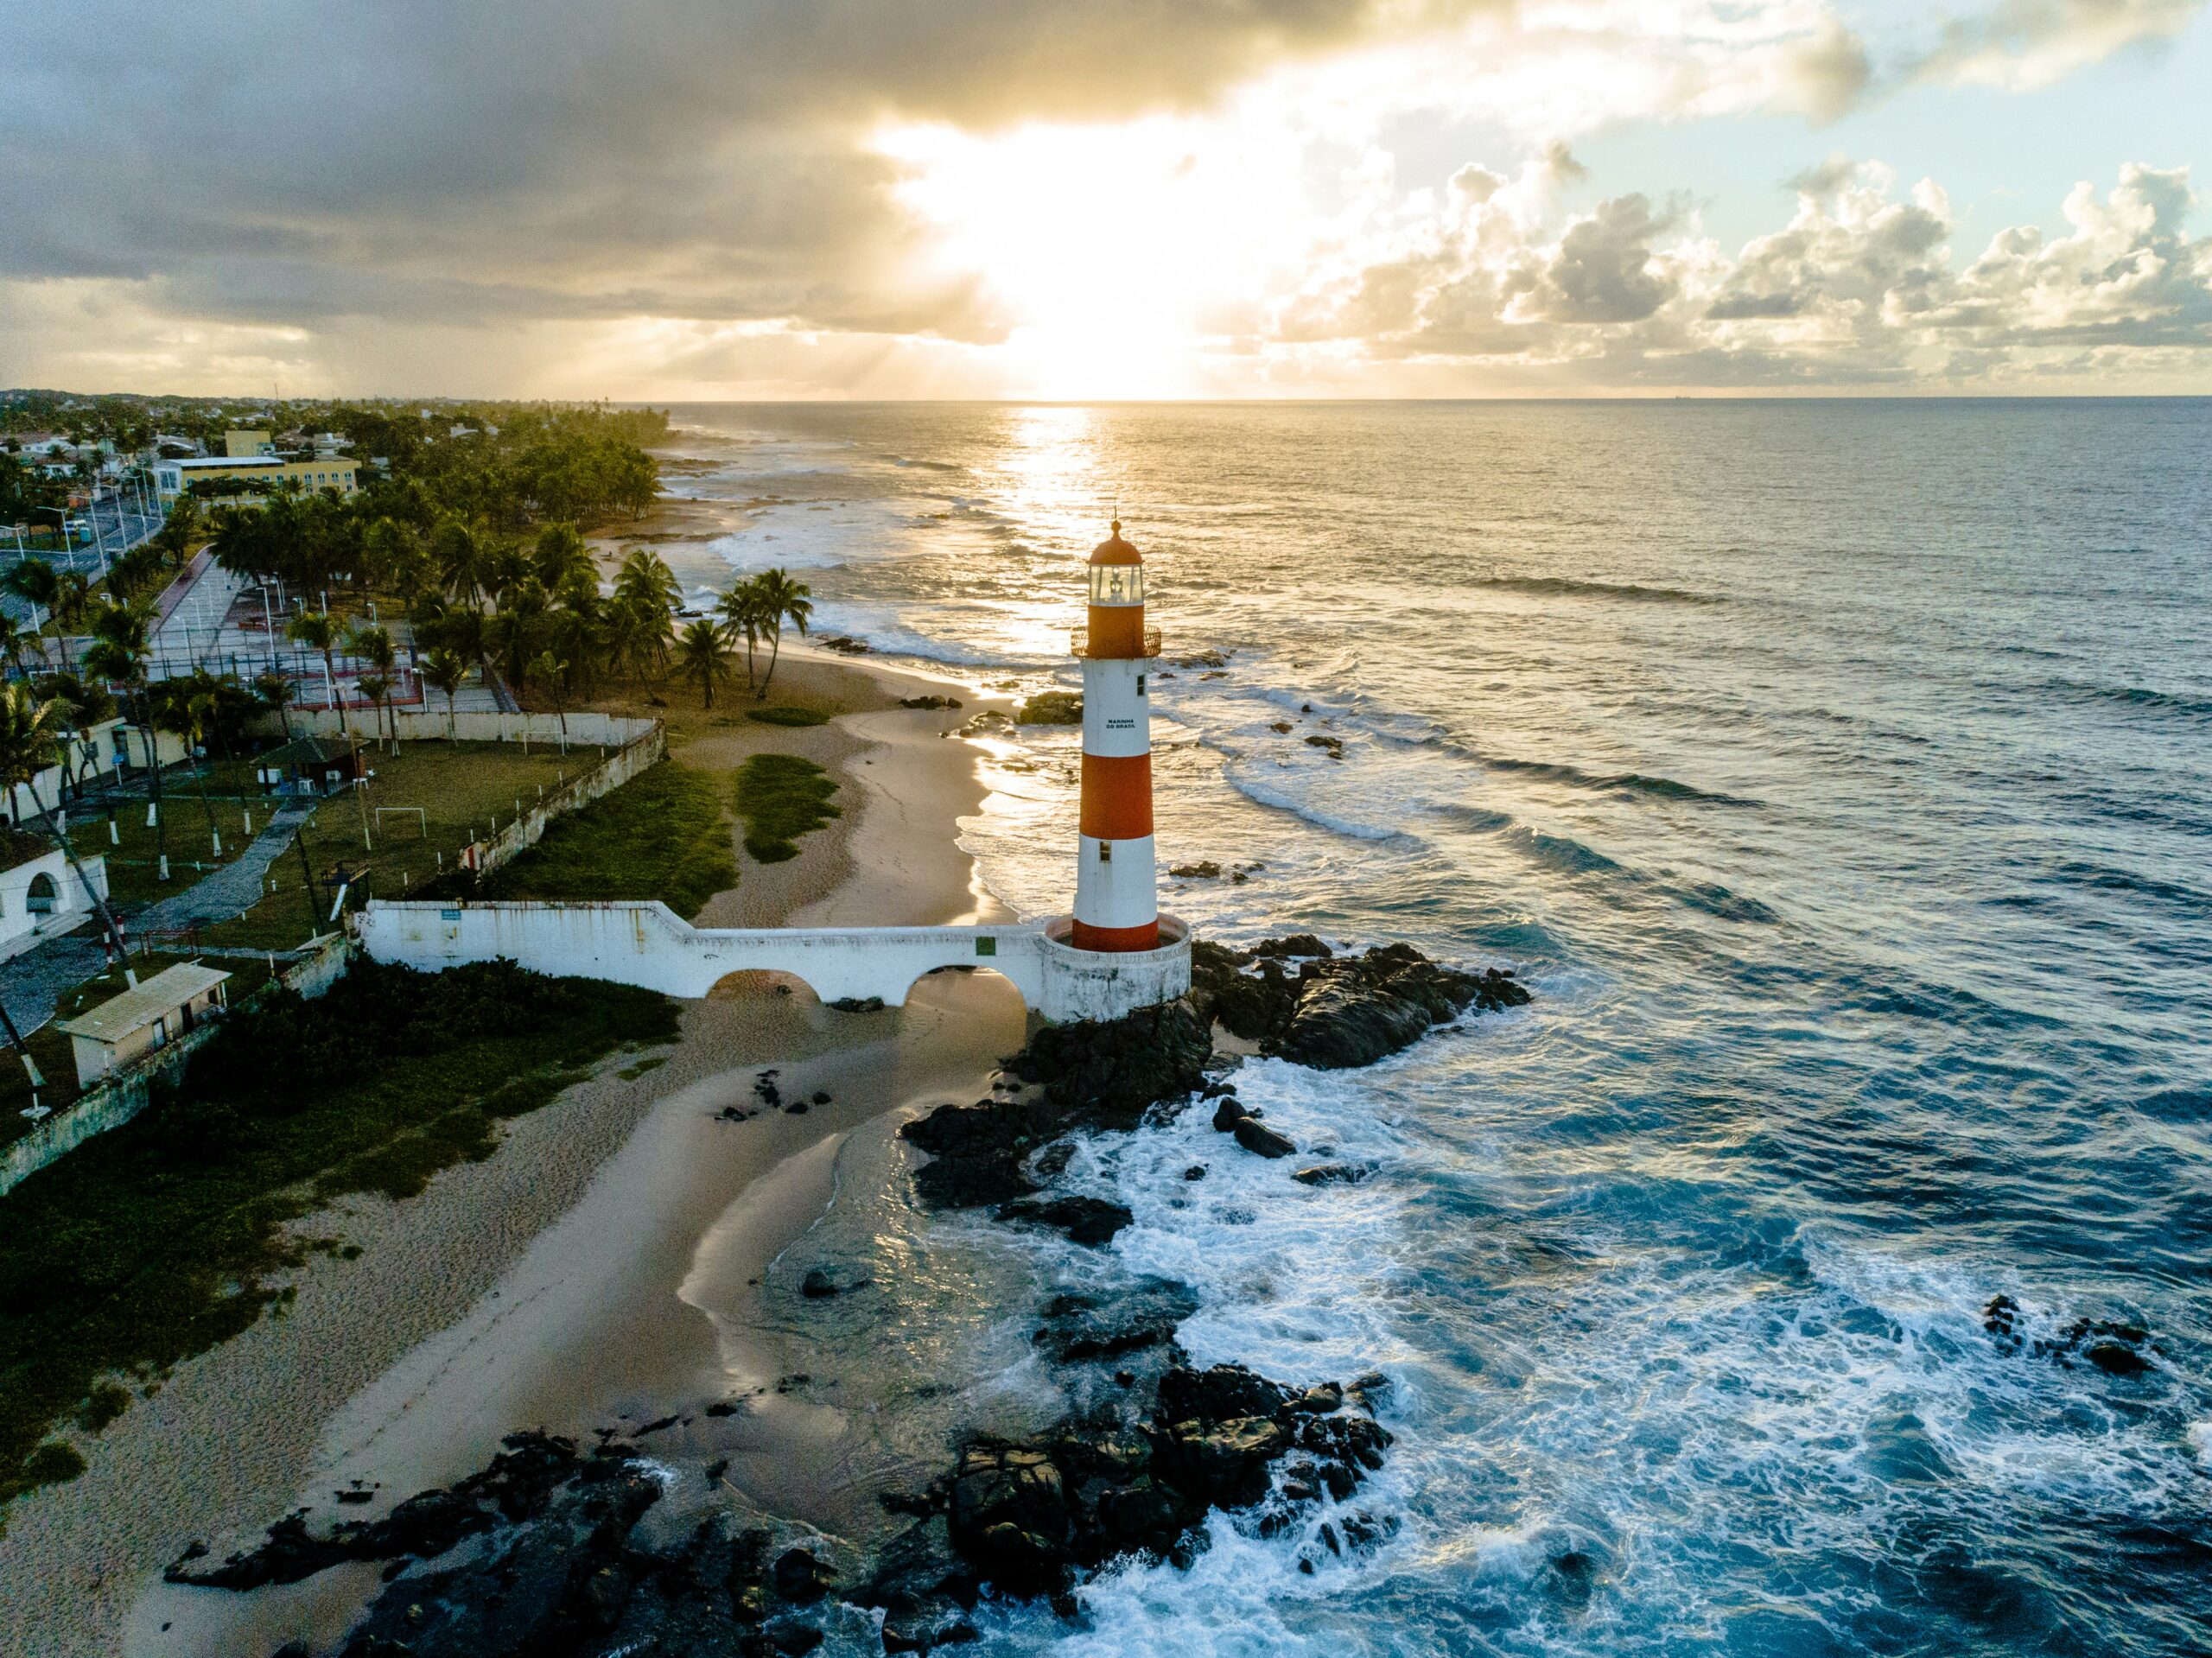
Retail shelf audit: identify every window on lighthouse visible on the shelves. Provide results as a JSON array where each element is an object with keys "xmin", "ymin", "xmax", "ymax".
[
  {"xmin": 1089, "ymin": 565, "xmax": 1144, "ymax": 606},
  {"xmin": 1099, "ymin": 842, "xmax": 1113, "ymax": 863}
]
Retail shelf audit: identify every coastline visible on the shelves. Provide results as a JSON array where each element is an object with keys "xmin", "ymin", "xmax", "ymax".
[{"xmin": 0, "ymin": 645, "xmax": 1020, "ymax": 1658}]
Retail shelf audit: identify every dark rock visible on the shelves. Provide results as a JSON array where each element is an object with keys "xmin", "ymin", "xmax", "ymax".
[
  {"xmin": 1211, "ymin": 1096, "xmax": 1249, "ymax": 1133},
  {"xmin": 1033, "ymin": 1281, "xmax": 1198, "ymax": 1363},
  {"xmin": 1169, "ymin": 861, "xmax": 1222, "ymax": 880},
  {"xmin": 767, "ymin": 1624, "xmax": 824, "ymax": 1655},
  {"xmin": 2085, "ymin": 1340, "xmax": 2151, "ymax": 1375},
  {"xmin": 772, "ymin": 1547, "xmax": 835, "ymax": 1604},
  {"xmin": 810, "ymin": 1090, "xmax": 831, "ymax": 1105},
  {"xmin": 785, "ymin": 1100, "xmax": 810, "ymax": 1115},
  {"xmin": 707, "ymin": 1401, "xmax": 740, "ymax": 1418},
  {"xmin": 1231, "ymin": 1118, "xmax": 1296, "ymax": 1159},
  {"xmin": 1292, "ymin": 1164, "xmax": 1366, "ymax": 1187},
  {"xmin": 1251, "ymin": 935, "xmax": 1333, "ymax": 961},
  {"xmin": 638, "ymin": 1414, "xmax": 681, "ymax": 1435},
  {"xmin": 1190, "ymin": 938, "xmax": 1529, "ymax": 1070},
  {"xmin": 828, "ymin": 995, "xmax": 886, "ymax": 1013},
  {"xmin": 950, "ymin": 1445, "xmax": 1072, "ymax": 1591},
  {"xmin": 1001, "ymin": 1001, "xmax": 1211, "ymax": 1126},
  {"xmin": 800, "ymin": 1269, "xmax": 841, "ymax": 1299},
  {"xmin": 334, "ymin": 1488, "xmax": 375, "ymax": 1505},
  {"xmin": 1303, "ymin": 734, "xmax": 1343, "ymax": 759},
  {"xmin": 996, "ymin": 1196, "xmax": 1135, "ymax": 1248},
  {"xmin": 1183, "ymin": 1165, "xmax": 1206, "ymax": 1181},
  {"xmin": 899, "ymin": 696, "xmax": 963, "ymax": 710}
]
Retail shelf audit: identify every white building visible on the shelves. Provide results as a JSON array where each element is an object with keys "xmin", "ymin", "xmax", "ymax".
[
  {"xmin": 0, "ymin": 842, "xmax": 110, "ymax": 962},
  {"xmin": 57, "ymin": 962, "xmax": 230, "ymax": 1086}
]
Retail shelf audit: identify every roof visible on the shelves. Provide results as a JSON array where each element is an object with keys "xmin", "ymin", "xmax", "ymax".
[
  {"xmin": 172, "ymin": 455, "xmax": 283, "ymax": 472},
  {"xmin": 1089, "ymin": 519, "xmax": 1141, "ymax": 566},
  {"xmin": 262, "ymin": 734, "xmax": 357, "ymax": 767},
  {"xmin": 58, "ymin": 963, "xmax": 231, "ymax": 1045}
]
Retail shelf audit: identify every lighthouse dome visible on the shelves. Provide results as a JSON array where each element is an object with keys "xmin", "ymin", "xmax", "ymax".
[{"xmin": 1089, "ymin": 520, "xmax": 1141, "ymax": 565}]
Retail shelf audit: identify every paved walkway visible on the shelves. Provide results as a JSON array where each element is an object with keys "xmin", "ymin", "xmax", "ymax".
[{"xmin": 0, "ymin": 805, "xmax": 315, "ymax": 1034}]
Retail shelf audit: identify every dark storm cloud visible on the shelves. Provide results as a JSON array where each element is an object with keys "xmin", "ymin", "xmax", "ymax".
[{"xmin": 0, "ymin": 0, "xmax": 1492, "ymax": 341}]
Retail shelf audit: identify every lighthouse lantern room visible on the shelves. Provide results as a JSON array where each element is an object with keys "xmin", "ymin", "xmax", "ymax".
[{"xmin": 1071, "ymin": 520, "xmax": 1162, "ymax": 953}]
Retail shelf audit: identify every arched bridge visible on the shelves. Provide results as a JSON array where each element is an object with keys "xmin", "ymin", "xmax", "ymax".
[{"xmin": 356, "ymin": 901, "xmax": 1191, "ymax": 1023}]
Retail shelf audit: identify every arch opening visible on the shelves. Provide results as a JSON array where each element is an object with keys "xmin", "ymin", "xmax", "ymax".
[{"xmin": 25, "ymin": 872, "xmax": 59, "ymax": 915}]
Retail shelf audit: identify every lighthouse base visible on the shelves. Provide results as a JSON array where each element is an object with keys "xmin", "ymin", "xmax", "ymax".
[{"xmin": 1039, "ymin": 915, "xmax": 1192, "ymax": 1023}]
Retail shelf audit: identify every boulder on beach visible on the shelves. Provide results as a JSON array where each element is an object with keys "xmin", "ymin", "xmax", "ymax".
[{"xmin": 996, "ymin": 1194, "xmax": 1135, "ymax": 1248}]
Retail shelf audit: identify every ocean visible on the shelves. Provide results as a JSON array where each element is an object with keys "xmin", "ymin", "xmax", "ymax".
[{"xmin": 651, "ymin": 400, "xmax": 2212, "ymax": 1658}]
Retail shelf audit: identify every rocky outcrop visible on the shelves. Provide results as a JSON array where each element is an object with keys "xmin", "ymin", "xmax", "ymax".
[
  {"xmin": 934, "ymin": 1360, "xmax": 1391, "ymax": 1596},
  {"xmin": 168, "ymin": 1435, "xmax": 848, "ymax": 1658},
  {"xmin": 899, "ymin": 1001, "xmax": 1211, "ymax": 1215},
  {"xmin": 1985, "ymin": 1294, "xmax": 2158, "ymax": 1375},
  {"xmin": 1189, "ymin": 937, "xmax": 1530, "ymax": 1070}
]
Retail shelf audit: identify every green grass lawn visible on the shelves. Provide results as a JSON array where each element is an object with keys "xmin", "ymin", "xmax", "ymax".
[
  {"xmin": 734, "ymin": 753, "xmax": 841, "ymax": 863},
  {"xmin": 742, "ymin": 705, "xmax": 831, "ymax": 728},
  {"xmin": 0, "ymin": 959, "xmax": 677, "ymax": 1518},
  {"xmin": 467, "ymin": 760, "xmax": 737, "ymax": 918}
]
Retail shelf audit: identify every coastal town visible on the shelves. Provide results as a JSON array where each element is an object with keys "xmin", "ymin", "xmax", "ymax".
[{"xmin": 0, "ymin": 391, "xmax": 1529, "ymax": 1658}]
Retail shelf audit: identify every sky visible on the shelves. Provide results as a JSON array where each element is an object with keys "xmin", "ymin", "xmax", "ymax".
[{"xmin": 2, "ymin": 0, "xmax": 2209, "ymax": 400}]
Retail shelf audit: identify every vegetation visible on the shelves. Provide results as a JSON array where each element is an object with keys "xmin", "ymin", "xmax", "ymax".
[
  {"xmin": 0, "ymin": 959, "xmax": 677, "ymax": 1514},
  {"xmin": 745, "ymin": 706, "xmax": 830, "ymax": 727},
  {"xmin": 734, "ymin": 753, "xmax": 840, "ymax": 863},
  {"xmin": 470, "ymin": 761, "xmax": 735, "ymax": 918}
]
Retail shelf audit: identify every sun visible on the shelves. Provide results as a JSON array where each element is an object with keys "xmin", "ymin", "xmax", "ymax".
[{"xmin": 875, "ymin": 113, "xmax": 1306, "ymax": 399}]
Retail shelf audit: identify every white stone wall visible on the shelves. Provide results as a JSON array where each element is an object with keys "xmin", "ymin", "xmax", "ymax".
[{"xmin": 356, "ymin": 900, "xmax": 1192, "ymax": 1022}]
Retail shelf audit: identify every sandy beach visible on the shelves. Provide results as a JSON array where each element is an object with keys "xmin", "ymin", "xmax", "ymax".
[{"xmin": 0, "ymin": 645, "xmax": 1026, "ymax": 1658}]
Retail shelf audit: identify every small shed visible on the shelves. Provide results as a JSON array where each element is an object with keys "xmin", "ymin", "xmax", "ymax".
[
  {"xmin": 57, "ymin": 962, "xmax": 232, "ymax": 1086},
  {"xmin": 256, "ymin": 734, "xmax": 366, "ymax": 797}
]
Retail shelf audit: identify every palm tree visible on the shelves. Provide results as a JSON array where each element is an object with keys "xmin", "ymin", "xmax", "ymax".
[
  {"xmin": 432, "ymin": 517, "xmax": 487, "ymax": 606},
  {"xmin": 613, "ymin": 549, "xmax": 681, "ymax": 675},
  {"xmin": 255, "ymin": 670, "xmax": 298, "ymax": 743},
  {"xmin": 488, "ymin": 577, "xmax": 547, "ymax": 696},
  {"xmin": 82, "ymin": 599, "xmax": 166, "ymax": 873},
  {"xmin": 675, "ymin": 619, "xmax": 731, "ymax": 709},
  {"xmin": 0, "ymin": 682, "xmax": 132, "ymax": 985},
  {"xmin": 531, "ymin": 649, "xmax": 571, "ymax": 751},
  {"xmin": 422, "ymin": 648, "xmax": 467, "ymax": 738},
  {"xmin": 153, "ymin": 681, "xmax": 225, "ymax": 854},
  {"xmin": 533, "ymin": 522, "xmax": 591, "ymax": 590},
  {"xmin": 286, "ymin": 609, "xmax": 343, "ymax": 725},
  {"xmin": 4, "ymin": 557, "xmax": 59, "ymax": 659},
  {"xmin": 717, "ymin": 575, "xmax": 769, "ymax": 690},
  {"xmin": 357, "ymin": 673, "xmax": 392, "ymax": 757},
  {"xmin": 752, "ymin": 567, "xmax": 813, "ymax": 698},
  {"xmin": 346, "ymin": 622, "xmax": 398, "ymax": 749}
]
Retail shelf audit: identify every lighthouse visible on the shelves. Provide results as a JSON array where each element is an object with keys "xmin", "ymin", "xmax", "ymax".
[{"xmin": 1071, "ymin": 519, "xmax": 1161, "ymax": 952}]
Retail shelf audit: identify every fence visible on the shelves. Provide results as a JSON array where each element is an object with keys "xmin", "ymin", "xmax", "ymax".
[
  {"xmin": 272, "ymin": 708, "xmax": 656, "ymax": 750},
  {"xmin": 0, "ymin": 932, "xmax": 353, "ymax": 1197}
]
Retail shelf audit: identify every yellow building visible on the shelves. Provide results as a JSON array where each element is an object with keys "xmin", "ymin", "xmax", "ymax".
[
  {"xmin": 223, "ymin": 429, "xmax": 275, "ymax": 458},
  {"xmin": 153, "ymin": 454, "xmax": 359, "ymax": 507}
]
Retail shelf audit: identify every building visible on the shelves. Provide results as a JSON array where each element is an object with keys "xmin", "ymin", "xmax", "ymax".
[
  {"xmin": 1071, "ymin": 520, "xmax": 1162, "ymax": 952},
  {"xmin": 57, "ymin": 962, "xmax": 231, "ymax": 1086},
  {"xmin": 0, "ymin": 842, "xmax": 110, "ymax": 963},
  {"xmin": 223, "ymin": 429, "xmax": 275, "ymax": 458},
  {"xmin": 152, "ymin": 453, "xmax": 359, "ymax": 508},
  {"xmin": 255, "ymin": 734, "xmax": 366, "ymax": 796}
]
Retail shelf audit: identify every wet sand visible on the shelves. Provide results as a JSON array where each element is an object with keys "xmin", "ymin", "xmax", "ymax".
[{"xmin": 0, "ymin": 646, "xmax": 1028, "ymax": 1658}]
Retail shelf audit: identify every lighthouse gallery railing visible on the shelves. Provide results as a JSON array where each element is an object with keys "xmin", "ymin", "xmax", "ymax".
[{"xmin": 1069, "ymin": 626, "xmax": 1162, "ymax": 659}]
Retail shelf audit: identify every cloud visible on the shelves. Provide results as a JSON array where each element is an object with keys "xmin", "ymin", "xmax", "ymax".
[
  {"xmin": 1259, "ymin": 156, "xmax": 2212, "ymax": 388},
  {"xmin": 1914, "ymin": 0, "xmax": 2203, "ymax": 91}
]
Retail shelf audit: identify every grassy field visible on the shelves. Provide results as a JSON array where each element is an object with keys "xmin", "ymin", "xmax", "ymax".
[
  {"xmin": 734, "ymin": 753, "xmax": 841, "ymax": 863},
  {"xmin": 179, "ymin": 740, "xmax": 586, "ymax": 952},
  {"xmin": 464, "ymin": 760, "xmax": 737, "ymax": 918},
  {"xmin": 65, "ymin": 792, "xmax": 256, "ymax": 907},
  {"xmin": 0, "ymin": 959, "xmax": 677, "ymax": 1517}
]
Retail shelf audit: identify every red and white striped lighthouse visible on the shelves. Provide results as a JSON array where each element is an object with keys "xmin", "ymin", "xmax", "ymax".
[{"xmin": 1071, "ymin": 520, "xmax": 1160, "ymax": 952}]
